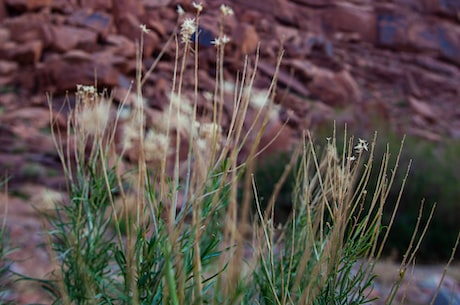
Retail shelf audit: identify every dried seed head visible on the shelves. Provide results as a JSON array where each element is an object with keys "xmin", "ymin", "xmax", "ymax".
[
  {"xmin": 76, "ymin": 98, "xmax": 111, "ymax": 136},
  {"xmin": 195, "ymin": 138, "xmax": 208, "ymax": 153},
  {"xmin": 221, "ymin": 35, "xmax": 230, "ymax": 44},
  {"xmin": 139, "ymin": 24, "xmax": 150, "ymax": 33},
  {"xmin": 180, "ymin": 18, "xmax": 196, "ymax": 44},
  {"xmin": 144, "ymin": 129, "xmax": 170, "ymax": 164},
  {"xmin": 199, "ymin": 122, "xmax": 222, "ymax": 141},
  {"xmin": 192, "ymin": 1, "xmax": 203, "ymax": 13},
  {"xmin": 121, "ymin": 120, "xmax": 139, "ymax": 151},
  {"xmin": 211, "ymin": 35, "xmax": 230, "ymax": 47},
  {"xmin": 177, "ymin": 4, "xmax": 185, "ymax": 15},
  {"xmin": 76, "ymin": 84, "xmax": 97, "ymax": 104},
  {"xmin": 220, "ymin": 4, "xmax": 234, "ymax": 16},
  {"xmin": 196, "ymin": 122, "xmax": 222, "ymax": 154}
]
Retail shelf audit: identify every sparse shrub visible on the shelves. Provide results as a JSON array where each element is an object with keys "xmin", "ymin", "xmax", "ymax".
[{"xmin": 312, "ymin": 122, "xmax": 460, "ymax": 262}]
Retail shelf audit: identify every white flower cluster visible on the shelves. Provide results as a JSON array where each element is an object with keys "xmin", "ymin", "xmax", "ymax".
[
  {"xmin": 76, "ymin": 84, "xmax": 96, "ymax": 95},
  {"xmin": 76, "ymin": 84, "xmax": 97, "ymax": 103},
  {"xmin": 180, "ymin": 18, "xmax": 197, "ymax": 43},
  {"xmin": 139, "ymin": 24, "xmax": 150, "ymax": 33},
  {"xmin": 211, "ymin": 5, "xmax": 234, "ymax": 48},
  {"xmin": 192, "ymin": 1, "xmax": 203, "ymax": 13},
  {"xmin": 346, "ymin": 138, "xmax": 369, "ymax": 161},
  {"xmin": 211, "ymin": 35, "xmax": 230, "ymax": 47},
  {"xmin": 177, "ymin": 4, "xmax": 185, "ymax": 15},
  {"xmin": 354, "ymin": 138, "xmax": 368, "ymax": 154},
  {"xmin": 220, "ymin": 4, "xmax": 234, "ymax": 16}
]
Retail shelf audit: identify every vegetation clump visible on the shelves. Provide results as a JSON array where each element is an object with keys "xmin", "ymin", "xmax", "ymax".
[{"xmin": 0, "ymin": 3, "xmax": 458, "ymax": 304}]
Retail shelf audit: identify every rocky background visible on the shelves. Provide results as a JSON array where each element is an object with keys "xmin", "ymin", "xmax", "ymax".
[{"xmin": 1, "ymin": 0, "xmax": 460, "ymax": 304}]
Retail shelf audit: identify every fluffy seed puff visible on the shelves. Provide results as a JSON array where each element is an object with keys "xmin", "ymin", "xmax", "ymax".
[
  {"xmin": 143, "ymin": 129, "xmax": 171, "ymax": 164},
  {"xmin": 75, "ymin": 85, "xmax": 111, "ymax": 136},
  {"xmin": 195, "ymin": 122, "xmax": 222, "ymax": 156}
]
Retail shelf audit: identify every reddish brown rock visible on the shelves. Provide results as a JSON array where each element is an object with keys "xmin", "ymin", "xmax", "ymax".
[
  {"xmin": 232, "ymin": 0, "xmax": 295, "ymax": 24},
  {"xmin": 37, "ymin": 50, "xmax": 120, "ymax": 93},
  {"xmin": 3, "ymin": 13, "xmax": 47, "ymax": 43},
  {"xmin": 306, "ymin": 68, "xmax": 358, "ymax": 106},
  {"xmin": 0, "ymin": 75, "xmax": 13, "ymax": 86},
  {"xmin": 407, "ymin": 21, "xmax": 441, "ymax": 51},
  {"xmin": 375, "ymin": 8, "xmax": 409, "ymax": 48},
  {"xmin": 423, "ymin": 0, "xmax": 460, "ymax": 18},
  {"xmin": 233, "ymin": 24, "xmax": 259, "ymax": 55},
  {"xmin": 68, "ymin": 10, "xmax": 113, "ymax": 38},
  {"xmin": 408, "ymin": 96, "xmax": 439, "ymax": 121},
  {"xmin": 148, "ymin": 19, "xmax": 167, "ymax": 37},
  {"xmin": 77, "ymin": 0, "xmax": 112, "ymax": 11},
  {"xmin": 407, "ymin": 21, "xmax": 460, "ymax": 65},
  {"xmin": 0, "ymin": 60, "xmax": 18, "ymax": 75},
  {"xmin": 287, "ymin": 59, "xmax": 361, "ymax": 106},
  {"xmin": 5, "ymin": 40, "xmax": 43, "ymax": 65},
  {"xmin": 112, "ymin": 0, "xmax": 144, "ymax": 24},
  {"xmin": 42, "ymin": 24, "xmax": 98, "ymax": 53},
  {"xmin": 323, "ymin": 3, "xmax": 377, "ymax": 43},
  {"xmin": 143, "ymin": 0, "xmax": 171, "ymax": 8},
  {"xmin": 291, "ymin": 0, "xmax": 334, "ymax": 6},
  {"xmin": 115, "ymin": 12, "xmax": 159, "ymax": 57},
  {"xmin": 4, "ymin": 0, "xmax": 51, "ymax": 11},
  {"xmin": 91, "ymin": 49, "xmax": 131, "ymax": 75},
  {"xmin": 0, "ymin": 0, "xmax": 6, "ymax": 21},
  {"xmin": 436, "ymin": 24, "xmax": 460, "ymax": 65},
  {"xmin": 47, "ymin": 0, "xmax": 73, "ymax": 14},
  {"xmin": 105, "ymin": 34, "xmax": 136, "ymax": 58},
  {"xmin": 0, "ymin": 27, "xmax": 10, "ymax": 44}
]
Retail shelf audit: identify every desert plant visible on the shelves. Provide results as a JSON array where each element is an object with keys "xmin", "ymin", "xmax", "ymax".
[
  {"xmin": 34, "ymin": 4, "xmax": 458, "ymax": 305},
  {"xmin": 311, "ymin": 121, "xmax": 460, "ymax": 262}
]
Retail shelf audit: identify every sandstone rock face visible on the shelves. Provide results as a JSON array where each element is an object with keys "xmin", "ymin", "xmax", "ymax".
[{"xmin": 0, "ymin": 0, "xmax": 456, "ymax": 134}]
